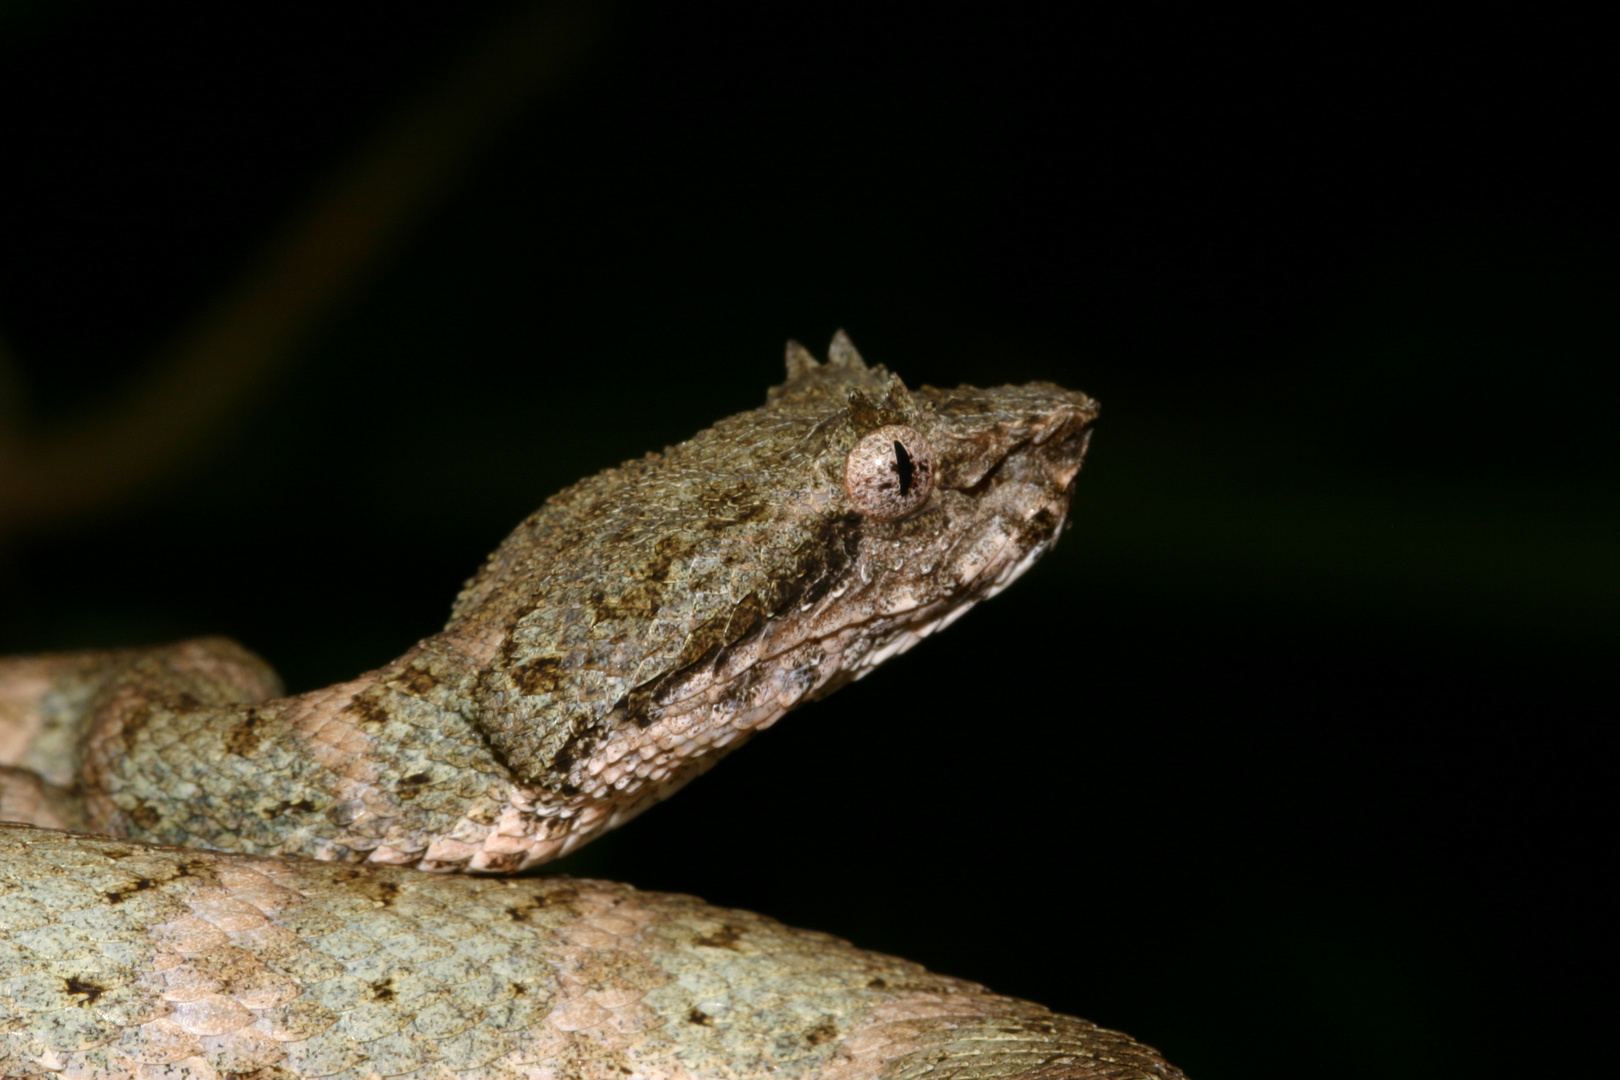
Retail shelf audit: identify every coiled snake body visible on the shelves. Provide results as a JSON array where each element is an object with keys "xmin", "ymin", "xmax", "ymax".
[{"xmin": 0, "ymin": 337, "xmax": 1184, "ymax": 1079}]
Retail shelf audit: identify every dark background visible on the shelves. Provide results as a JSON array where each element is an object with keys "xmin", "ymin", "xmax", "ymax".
[{"xmin": 0, "ymin": 3, "xmax": 1611, "ymax": 1077}]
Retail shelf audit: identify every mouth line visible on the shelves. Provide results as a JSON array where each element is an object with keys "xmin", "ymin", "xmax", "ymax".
[{"xmin": 646, "ymin": 497, "xmax": 1060, "ymax": 718}]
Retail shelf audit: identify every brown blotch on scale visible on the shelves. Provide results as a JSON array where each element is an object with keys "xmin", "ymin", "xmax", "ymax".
[
  {"xmin": 116, "ymin": 702, "xmax": 156, "ymax": 743},
  {"xmin": 506, "ymin": 887, "xmax": 574, "ymax": 923},
  {"xmin": 264, "ymin": 798, "xmax": 316, "ymax": 819},
  {"xmin": 805, "ymin": 1019, "xmax": 838, "ymax": 1046},
  {"xmin": 64, "ymin": 976, "xmax": 106, "ymax": 1004},
  {"xmin": 511, "ymin": 656, "xmax": 564, "ymax": 695},
  {"xmin": 789, "ymin": 513, "xmax": 862, "ymax": 607},
  {"xmin": 1020, "ymin": 505, "xmax": 1062, "ymax": 547},
  {"xmin": 173, "ymin": 857, "xmax": 222, "ymax": 884},
  {"xmin": 551, "ymin": 722, "xmax": 603, "ymax": 771},
  {"xmin": 692, "ymin": 923, "xmax": 745, "ymax": 950},
  {"xmin": 396, "ymin": 666, "xmax": 439, "ymax": 694},
  {"xmin": 103, "ymin": 876, "xmax": 155, "ymax": 904},
  {"xmin": 619, "ymin": 685, "xmax": 660, "ymax": 730},
  {"xmin": 480, "ymin": 851, "xmax": 524, "ymax": 873},
  {"xmin": 225, "ymin": 709, "xmax": 264, "ymax": 758},
  {"xmin": 394, "ymin": 773, "xmax": 431, "ymax": 800},
  {"xmin": 589, "ymin": 552, "xmax": 675, "ymax": 623},
  {"xmin": 352, "ymin": 878, "xmax": 400, "ymax": 906},
  {"xmin": 345, "ymin": 696, "xmax": 390, "ymax": 728}
]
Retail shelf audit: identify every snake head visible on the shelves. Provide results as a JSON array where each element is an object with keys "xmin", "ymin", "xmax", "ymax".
[{"xmin": 441, "ymin": 332, "xmax": 1097, "ymax": 864}]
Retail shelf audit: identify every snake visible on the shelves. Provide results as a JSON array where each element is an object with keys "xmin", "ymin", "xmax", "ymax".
[{"xmin": 0, "ymin": 334, "xmax": 1186, "ymax": 1079}]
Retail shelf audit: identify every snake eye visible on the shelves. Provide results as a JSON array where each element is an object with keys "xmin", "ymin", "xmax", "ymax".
[{"xmin": 844, "ymin": 424, "xmax": 936, "ymax": 521}]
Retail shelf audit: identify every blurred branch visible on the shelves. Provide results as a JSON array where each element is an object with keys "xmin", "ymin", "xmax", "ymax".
[{"xmin": 0, "ymin": 1, "xmax": 600, "ymax": 539}]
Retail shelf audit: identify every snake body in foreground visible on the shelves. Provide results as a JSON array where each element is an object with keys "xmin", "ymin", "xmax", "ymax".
[{"xmin": 0, "ymin": 336, "xmax": 1185, "ymax": 1079}]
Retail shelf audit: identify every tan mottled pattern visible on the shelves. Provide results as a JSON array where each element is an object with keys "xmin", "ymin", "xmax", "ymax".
[
  {"xmin": 0, "ymin": 338, "xmax": 1187, "ymax": 1076},
  {"xmin": 0, "ymin": 825, "xmax": 1181, "ymax": 1079}
]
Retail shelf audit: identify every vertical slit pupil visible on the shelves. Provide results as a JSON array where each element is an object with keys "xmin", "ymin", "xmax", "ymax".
[{"xmin": 893, "ymin": 440, "xmax": 914, "ymax": 496}]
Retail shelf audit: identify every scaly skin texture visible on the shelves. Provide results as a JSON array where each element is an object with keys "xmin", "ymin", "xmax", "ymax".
[
  {"xmin": 0, "ymin": 825, "xmax": 1178, "ymax": 1080},
  {"xmin": 0, "ymin": 336, "xmax": 1187, "ymax": 1078}
]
